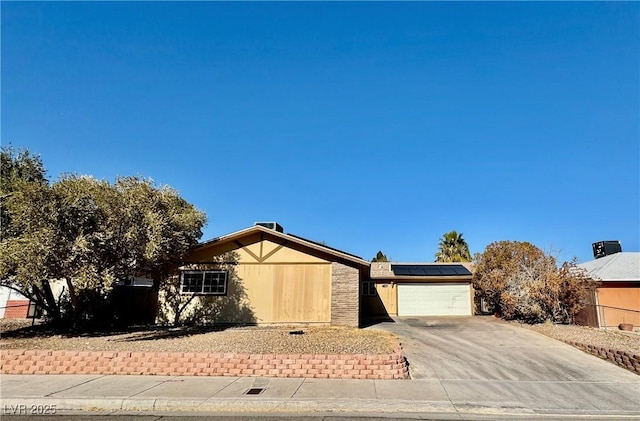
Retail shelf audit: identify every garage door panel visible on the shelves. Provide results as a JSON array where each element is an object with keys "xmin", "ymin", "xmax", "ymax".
[{"xmin": 398, "ymin": 283, "xmax": 471, "ymax": 316}]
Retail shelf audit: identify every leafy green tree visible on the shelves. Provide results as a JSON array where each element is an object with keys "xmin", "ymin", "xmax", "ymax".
[
  {"xmin": 0, "ymin": 146, "xmax": 47, "ymax": 189},
  {"xmin": 0, "ymin": 155, "xmax": 207, "ymax": 328},
  {"xmin": 0, "ymin": 147, "xmax": 60, "ymax": 320},
  {"xmin": 435, "ymin": 231, "xmax": 471, "ymax": 262},
  {"xmin": 1, "ymin": 146, "xmax": 48, "ymax": 239},
  {"xmin": 472, "ymin": 241, "xmax": 597, "ymax": 323},
  {"xmin": 371, "ymin": 250, "xmax": 389, "ymax": 262}
]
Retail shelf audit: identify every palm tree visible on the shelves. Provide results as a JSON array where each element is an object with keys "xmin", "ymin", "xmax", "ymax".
[
  {"xmin": 435, "ymin": 231, "xmax": 471, "ymax": 262},
  {"xmin": 371, "ymin": 250, "xmax": 389, "ymax": 262}
]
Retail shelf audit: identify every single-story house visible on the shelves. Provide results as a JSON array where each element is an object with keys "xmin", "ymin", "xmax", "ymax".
[
  {"xmin": 167, "ymin": 223, "xmax": 476, "ymax": 327},
  {"xmin": 577, "ymin": 250, "xmax": 640, "ymax": 328},
  {"xmin": 3, "ymin": 222, "xmax": 476, "ymax": 326},
  {"xmin": 365, "ymin": 262, "xmax": 474, "ymax": 318},
  {"xmin": 172, "ymin": 223, "xmax": 370, "ymax": 327}
]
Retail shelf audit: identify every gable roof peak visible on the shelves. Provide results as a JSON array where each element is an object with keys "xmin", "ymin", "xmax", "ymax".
[{"xmin": 196, "ymin": 224, "xmax": 369, "ymax": 267}]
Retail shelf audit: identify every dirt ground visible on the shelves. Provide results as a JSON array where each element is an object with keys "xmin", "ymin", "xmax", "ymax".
[
  {"xmin": 515, "ymin": 320, "xmax": 639, "ymax": 355},
  {"xmin": 1, "ymin": 318, "xmax": 637, "ymax": 357},
  {"xmin": 0, "ymin": 319, "xmax": 397, "ymax": 354}
]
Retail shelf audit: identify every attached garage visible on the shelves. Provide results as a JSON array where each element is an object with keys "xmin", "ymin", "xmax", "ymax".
[
  {"xmin": 363, "ymin": 262, "xmax": 474, "ymax": 319},
  {"xmin": 397, "ymin": 283, "xmax": 472, "ymax": 316}
]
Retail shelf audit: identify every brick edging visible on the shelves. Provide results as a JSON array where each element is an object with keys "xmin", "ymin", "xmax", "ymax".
[
  {"xmin": 0, "ymin": 349, "xmax": 409, "ymax": 379},
  {"xmin": 563, "ymin": 340, "xmax": 640, "ymax": 375}
]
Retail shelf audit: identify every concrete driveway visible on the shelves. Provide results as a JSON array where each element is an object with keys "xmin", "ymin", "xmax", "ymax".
[{"xmin": 372, "ymin": 316, "xmax": 640, "ymax": 416}]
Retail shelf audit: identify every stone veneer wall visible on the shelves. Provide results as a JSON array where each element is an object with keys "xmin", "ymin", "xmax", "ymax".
[
  {"xmin": 0, "ymin": 350, "xmax": 409, "ymax": 380},
  {"xmin": 330, "ymin": 262, "xmax": 359, "ymax": 327},
  {"xmin": 370, "ymin": 261, "xmax": 393, "ymax": 278}
]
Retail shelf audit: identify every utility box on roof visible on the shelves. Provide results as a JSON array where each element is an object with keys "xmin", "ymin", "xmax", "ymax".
[
  {"xmin": 254, "ymin": 222, "xmax": 284, "ymax": 233},
  {"xmin": 592, "ymin": 241, "xmax": 622, "ymax": 259}
]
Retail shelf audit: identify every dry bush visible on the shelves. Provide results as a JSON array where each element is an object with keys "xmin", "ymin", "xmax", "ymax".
[{"xmin": 473, "ymin": 241, "xmax": 597, "ymax": 323}]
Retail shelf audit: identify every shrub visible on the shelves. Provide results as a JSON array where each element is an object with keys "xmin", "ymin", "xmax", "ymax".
[{"xmin": 473, "ymin": 241, "xmax": 597, "ymax": 324}]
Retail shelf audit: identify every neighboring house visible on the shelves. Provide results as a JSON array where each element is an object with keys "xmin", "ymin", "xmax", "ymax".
[
  {"xmin": 364, "ymin": 261, "xmax": 474, "ymax": 318},
  {"xmin": 1, "ymin": 280, "xmax": 156, "ymax": 324},
  {"xmin": 173, "ymin": 223, "xmax": 370, "ymax": 327},
  {"xmin": 0, "ymin": 286, "xmax": 30, "ymax": 319},
  {"xmin": 577, "ymin": 249, "xmax": 640, "ymax": 328}
]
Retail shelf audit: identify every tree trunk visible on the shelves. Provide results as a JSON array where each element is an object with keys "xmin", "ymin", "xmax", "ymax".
[
  {"xmin": 35, "ymin": 281, "xmax": 62, "ymax": 323},
  {"xmin": 175, "ymin": 294, "xmax": 196, "ymax": 326},
  {"xmin": 65, "ymin": 278, "xmax": 79, "ymax": 326}
]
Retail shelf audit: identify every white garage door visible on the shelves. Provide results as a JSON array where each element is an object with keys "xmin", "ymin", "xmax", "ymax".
[{"xmin": 398, "ymin": 283, "xmax": 472, "ymax": 316}]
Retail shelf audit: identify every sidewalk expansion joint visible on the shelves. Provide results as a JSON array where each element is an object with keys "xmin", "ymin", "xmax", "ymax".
[{"xmin": 44, "ymin": 374, "xmax": 106, "ymax": 397}]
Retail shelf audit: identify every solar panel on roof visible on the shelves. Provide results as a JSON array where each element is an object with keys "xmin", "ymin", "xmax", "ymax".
[
  {"xmin": 390, "ymin": 266, "xmax": 408, "ymax": 275},
  {"xmin": 424, "ymin": 266, "xmax": 444, "ymax": 276},
  {"xmin": 391, "ymin": 264, "xmax": 471, "ymax": 277},
  {"xmin": 454, "ymin": 266, "xmax": 472, "ymax": 275},
  {"xmin": 438, "ymin": 266, "xmax": 458, "ymax": 275}
]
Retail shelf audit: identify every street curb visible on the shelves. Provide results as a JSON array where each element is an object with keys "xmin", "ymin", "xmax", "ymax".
[
  {"xmin": 0, "ymin": 397, "xmax": 535, "ymax": 416},
  {"xmin": 10, "ymin": 396, "xmax": 640, "ymax": 418}
]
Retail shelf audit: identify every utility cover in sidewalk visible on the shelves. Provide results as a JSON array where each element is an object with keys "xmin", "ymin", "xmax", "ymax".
[{"xmin": 245, "ymin": 388, "xmax": 265, "ymax": 395}]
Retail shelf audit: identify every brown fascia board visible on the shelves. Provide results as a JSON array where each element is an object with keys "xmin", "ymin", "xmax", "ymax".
[
  {"xmin": 385, "ymin": 261, "xmax": 474, "ymax": 267},
  {"xmin": 194, "ymin": 225, "xmax": 370, "ymax": 268},
  {"xmin": 371, "ymin": 275, "xmax": 473, "ymax": 282}
]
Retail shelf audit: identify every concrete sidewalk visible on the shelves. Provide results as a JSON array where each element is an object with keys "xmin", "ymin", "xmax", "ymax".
[{"xmin": 2, "ymin": 374, "xmax": 640, "ymax": 419}]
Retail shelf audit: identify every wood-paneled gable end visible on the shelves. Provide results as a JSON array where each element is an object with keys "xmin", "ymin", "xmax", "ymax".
[
  {"xmin": 188, "ymin": 226, "xmax": 368, "ymax": 268},
  {"xmin": 230, "ymin": 236, "xmax": 328, "ymax": 265}
]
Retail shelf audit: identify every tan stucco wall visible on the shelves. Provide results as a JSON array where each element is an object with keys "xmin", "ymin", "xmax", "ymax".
[{"xmin": 597, "ymin": 287, "xmax": 640, "ymax": 327}]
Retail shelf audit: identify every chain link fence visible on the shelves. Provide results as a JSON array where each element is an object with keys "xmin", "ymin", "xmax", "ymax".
[{"xmin": 576, "ymin": 303, "xmax": 639, "ymax": 329}]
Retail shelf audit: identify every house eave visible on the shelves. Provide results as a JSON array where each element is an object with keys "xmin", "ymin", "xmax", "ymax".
[
  {"xmin": 371, "ymin": 275, "xmax": 472, "ymax": 282},
  {"xmin": 599, "ymin": 278, "xmax": 640, "ymax": 282},
  {"xmin": 194, "ymin": 225, "xmax": 370, "ymax": 268}
]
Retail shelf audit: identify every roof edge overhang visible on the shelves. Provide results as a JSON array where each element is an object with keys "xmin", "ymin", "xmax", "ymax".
[
  {"xmin": 194, "ymin": 225, "xmax": 370, "ymax": 268},
  {"xmin": 390, "ymin": 261, "xmax": 474, "ymax": 267},
  {"xmin": 371, "ymin": 275, "xmax": 472, "ymax": 281},
  {"xmin": 599, "ymin": 278, "xmax": 640, "ymax": 282}
]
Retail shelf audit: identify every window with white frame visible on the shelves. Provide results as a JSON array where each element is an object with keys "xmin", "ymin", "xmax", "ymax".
[
  {"xmin": 180, "ymin": 270, "xmax": 228, "ymax": 295},
  {"xmin": 362, "ymin": 281, "xmax": 376, "ymax": 296}
]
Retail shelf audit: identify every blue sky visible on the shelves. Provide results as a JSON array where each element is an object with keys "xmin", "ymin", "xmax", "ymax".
[{"xmin": 2, "ymin": 2, "xmax": 638, "ymax": 263}]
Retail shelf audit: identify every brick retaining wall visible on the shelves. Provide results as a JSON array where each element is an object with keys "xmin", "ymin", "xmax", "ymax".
[
  {"xmin": 0, "ymin": 350, "xmax": 409, "ymax": 379},
  {"xmin": 564, "ymin": 340, "xmax": 640, "ymax": 375}
]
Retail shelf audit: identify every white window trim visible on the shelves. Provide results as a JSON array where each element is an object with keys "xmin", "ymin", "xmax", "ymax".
[{"xmin": 180, "ymin": 270, "xmax": 228, "ymax": 295}]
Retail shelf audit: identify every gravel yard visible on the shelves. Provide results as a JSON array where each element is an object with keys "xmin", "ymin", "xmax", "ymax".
[
  {"xmin": 515, "ymin": 321, "xmax": 639, "ymax": 355},
  {"xmin": 0, "ymin": 320, "xmax": 397, "ymax": 355},
  {"xmin": 2, "ymin": 319, "xmax": 637, "ymax": 358}
]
